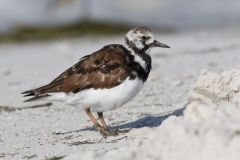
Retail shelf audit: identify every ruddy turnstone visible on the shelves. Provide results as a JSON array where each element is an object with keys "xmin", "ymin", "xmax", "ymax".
[{"xmin": 22, "ymin": 26, "xmax": 170, "ymax": 137}]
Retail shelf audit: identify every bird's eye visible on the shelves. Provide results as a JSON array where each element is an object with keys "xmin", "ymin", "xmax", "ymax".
[{"xmin": 142, "ymin": 36, "xmax": 150, "ymax": 40}]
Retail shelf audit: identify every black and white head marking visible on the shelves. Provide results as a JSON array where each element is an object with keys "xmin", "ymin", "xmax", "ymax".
[
  {"xmin": 125, "ymin": 26, "xmax": 155, "ymax": 52},
  {"xmin": 124, "ymin": 26, "xmax": 169, "ymax": 74}
]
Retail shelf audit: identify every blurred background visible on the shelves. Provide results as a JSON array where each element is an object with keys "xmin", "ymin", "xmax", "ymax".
[
  {"xmin": 1, "ymin": 1, "xmax": 240, "ymax": 159},
  {"xmin": 0, "ymin": 0, "xmax": 240, "ymax": 42}
]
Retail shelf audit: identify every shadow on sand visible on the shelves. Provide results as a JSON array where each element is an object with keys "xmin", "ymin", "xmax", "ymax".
[
  {"xmin": 113, "ymin": 107, "xmax": 185, "ymax": 130},
  {"xmin": 55, "ymin": 106, "xmax": 185, "ymax": 135}
]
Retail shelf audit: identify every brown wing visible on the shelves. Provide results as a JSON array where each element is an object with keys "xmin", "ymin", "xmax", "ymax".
[{"xmin": 22, "ymin": 45, "xmax": 130, "ymax": 101}]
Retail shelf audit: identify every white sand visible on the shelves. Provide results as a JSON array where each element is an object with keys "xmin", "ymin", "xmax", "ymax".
[{"xmin": 1, "ymin": 27, "xmax": 240, "ymax": 160}]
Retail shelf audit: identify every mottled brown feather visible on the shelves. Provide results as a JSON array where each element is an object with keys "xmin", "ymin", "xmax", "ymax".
[{"xmin": 22, "ymin": 45, "xmax": 130, "ymax": 101}]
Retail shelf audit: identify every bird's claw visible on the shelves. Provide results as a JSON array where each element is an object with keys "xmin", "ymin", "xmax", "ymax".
[{"xmin": 95, "ymin": 125, "xmax": 129, "ymax": 138}]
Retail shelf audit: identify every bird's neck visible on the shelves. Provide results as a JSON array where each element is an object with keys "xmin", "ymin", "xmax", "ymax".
[{"xmin": 123, "ymin": 41, "xmax": 152, "ymax": 77}]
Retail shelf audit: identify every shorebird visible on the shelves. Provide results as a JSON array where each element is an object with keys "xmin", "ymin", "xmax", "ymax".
[{"xmin": 22, "ymin": 26, "xmax": 170, "ymax": 137}]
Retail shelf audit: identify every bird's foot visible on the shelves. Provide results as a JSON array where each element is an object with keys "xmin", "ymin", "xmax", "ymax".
[
  {"xmin": 110, "ymin": 128, "xmax": 130, "ymax": 135},
  {"xmin": 94, "ymin": 124, "xmax": 112, "ymax": 138},
  {"xmin": 94, "ymin": 125, "xmax": 129, "ymax": 138}
]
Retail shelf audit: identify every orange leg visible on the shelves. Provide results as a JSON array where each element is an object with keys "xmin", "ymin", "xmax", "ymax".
[
  {"xmin": 97, "ymin": 112, "xmax": 108, "ymax": 130},
  {"xmin": 85, "ymin": 108, "xmax": 100, "ymax": 128},
  {"xmin": 97, "ymin": 111, "xmax": 130, "ymax": 135},
  {"xmin": 85, "ymin": 108, "xmax": 111, "ymax": 138},
  {"xmin": 85, "ymin": 108, "xmax": 129, "ymax": 137}
]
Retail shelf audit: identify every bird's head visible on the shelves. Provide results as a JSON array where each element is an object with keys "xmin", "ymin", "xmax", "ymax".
[{"xmin": 125, "ymin": 26, "xmax": 170, "ymax": 52}]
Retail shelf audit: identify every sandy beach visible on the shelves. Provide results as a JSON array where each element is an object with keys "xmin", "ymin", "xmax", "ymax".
[{"xmin": 1, "ymin": 27, "xmax": 240, "ymax": 160}]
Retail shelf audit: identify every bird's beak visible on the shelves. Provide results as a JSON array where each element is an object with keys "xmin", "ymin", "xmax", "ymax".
[{"xmin": 152, "ymin": 40, "xmax": 170, "ymax": 48}]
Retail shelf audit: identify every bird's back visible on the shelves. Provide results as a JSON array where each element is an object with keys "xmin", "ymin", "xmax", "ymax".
[{"xmin": 22, "ymin": 44, "xmax": 133, "ymax": 102}]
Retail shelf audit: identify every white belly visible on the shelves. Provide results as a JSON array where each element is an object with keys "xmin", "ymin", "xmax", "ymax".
[{"xmin": 48, "ymin": 77, "xmax": 143, "ymax": 112}]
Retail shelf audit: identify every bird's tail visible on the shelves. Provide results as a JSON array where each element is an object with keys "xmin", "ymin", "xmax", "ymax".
[{"xmin": 21, "ymin": 83, "xmax": 57, "ymax": 102}]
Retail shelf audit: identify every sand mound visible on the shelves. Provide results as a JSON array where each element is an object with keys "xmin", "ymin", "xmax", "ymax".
[{"xmin": 189, "ymin": 69, "xmax": 240, "ymax": 105}]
